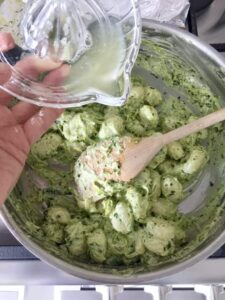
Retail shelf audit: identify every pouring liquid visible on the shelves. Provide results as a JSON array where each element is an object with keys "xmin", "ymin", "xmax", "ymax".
[{"xmin": 66, "ymin": 22, "xmax": 127, "ymax": 100}]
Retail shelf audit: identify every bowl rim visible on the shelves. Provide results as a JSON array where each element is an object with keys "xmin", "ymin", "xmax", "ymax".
[
  {"xmin": 2, "ymin": 204, "xmax": 225, "ymax": 284},
  {"xmin": 2, "ymin": 19, "xmax": 225, "ymax": 284}
]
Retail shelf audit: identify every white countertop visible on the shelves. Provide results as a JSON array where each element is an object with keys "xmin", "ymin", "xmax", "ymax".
[{"xmin": 0, "ymin": 258, "xmax": 225, "ymax": 285}]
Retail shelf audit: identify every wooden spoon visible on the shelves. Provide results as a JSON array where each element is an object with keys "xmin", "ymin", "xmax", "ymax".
[{"xmin": 120, "ymin": 107, "xmax": 225, "ymax": 182}]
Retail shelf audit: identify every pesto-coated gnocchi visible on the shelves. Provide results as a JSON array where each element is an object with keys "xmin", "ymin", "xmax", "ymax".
[
  {"xmin": 110, "ymin": 202, "xmax": 134, "ymax": 234},
  {"xmin": 161, "ymin": 175, "xmax": 183, "ymax": 202},
  {"xmin": 139, "ymin": 105, "xmax": 159, "ymax": 128},
  {"xmin": 98, "ymin": 115, "xmax": 124, "ymax": 139},
  {"xmin": 167, "ymin": 142, "xmax": 185, "ymax": 161},
  {"xmin": 87, "ymin": 229, "xmax": 107, "ymax": 263},
  {"xmin": 22, "ymin": 75, "xmax": 213, "ymax": 267},
  {"xmin": 126, "ymin": 187, "xmax": 150, "ymax": 222},
  {"xmin": 47, "ymin": 207, "xmax": 71, "ymax": 225},
  {"xmin": 43, "ymin": 223, "xmax": 64, "ymax": 244}
]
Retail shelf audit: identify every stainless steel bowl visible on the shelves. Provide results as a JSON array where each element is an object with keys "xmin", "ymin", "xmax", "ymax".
[{"xmin": 2, "ymin": 20, "xmax": 225, "ymax": 284}]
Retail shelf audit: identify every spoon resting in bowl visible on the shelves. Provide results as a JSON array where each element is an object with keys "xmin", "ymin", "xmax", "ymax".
[{"xmin": 75, "ymin": 106, "xmax": 225, "ymax": 202}]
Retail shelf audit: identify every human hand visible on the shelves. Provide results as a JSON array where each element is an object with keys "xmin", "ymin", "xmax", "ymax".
[{"xmin": 0, "ymin": 33, "xmax": 70, "ymax": 205}]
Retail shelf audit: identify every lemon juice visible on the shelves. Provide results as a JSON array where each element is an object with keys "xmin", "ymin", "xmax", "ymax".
[{"xmin": 66, "ymin": 22, "xmax": 127, "ymax": 98}]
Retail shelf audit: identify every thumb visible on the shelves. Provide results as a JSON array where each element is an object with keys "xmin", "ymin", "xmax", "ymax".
[{"xmin": 0, "ymin": 63, "xmax": 11, "ymax": 85}]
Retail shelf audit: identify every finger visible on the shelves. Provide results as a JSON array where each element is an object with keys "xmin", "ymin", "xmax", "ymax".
[
  {"xmin": 43, "ymin": 64, "xmax": 71, "ymax": 86},
  {"xmin": 23, "ymin": 107, "xmax": 64, "ymax": 145},
  {"xmin": 11, "ymin": 102, "xmax": 40, "ymax": 124},
  {"xmin": 15, "ymin": 56, "xmax": 62, "ymax": 80},
  {"xmin": 12, "ymin": 64, "xmax": 70, "ymax": 124},
  {"xmin": 0, "ymin": 125, "xmax": 29, "ymax": 205},
  {"xmin": 0, "ymin": 105, "xmax": 17, "ymax": 127},
  {"xmin": 0, "ymin": 63, "xmax": 11, "ymax": 84},
  {"xmin": 0, "ymin": 32, "xmax": 15, "ymax": 105},
  {"xmin": 0, "ymin": 55, "xmax": 63, "ymax": 106},
  {"xmin": 0, "ymin": 63, "xmax": 13, "ymax": 105},
  {"xmin": 0, "ymin": 33, "xmax": 15, "ymax": 104},
  {"xmin": 0, "ymin": 32, "xmax": 15, "ymax": 52},
  {"xmin": 0, "ymin": 89, "xmax": 13, "ymax": 105}
]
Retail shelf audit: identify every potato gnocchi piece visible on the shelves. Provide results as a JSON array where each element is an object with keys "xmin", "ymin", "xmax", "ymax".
[
  {"xmin": 158, "ymin": 146, "xmax": 208, "ymax": 182},
  {"xmin": 87, "ymin": 229, "xmax": 107, "ymax": 263},
  {"xmin": 125, "ymin": 230, "xmax": 145, "ymax": 258},
  {"xmin": 62, "ymin": 112, "xmax": 97, "ymax": 142},
  {"xmin": 47, "ymin": 207, "xmax": 71, "ymax": 225},
  {"xmin": 143, "ymin": 235, "xmax": 175, "ymax": 257},
  {"xmin": 98, "ymin": 115, "xmax": 124, "ymax": 139},
  {"xmin": 125, "ymin": 119, "xmax": 146, "ymax": 136},
  {"xmin": 107, "ymin": 232, "xmax": 128, "ymax": 256},
  {"xmin": 143, "ymin": 217, "xmax": 185, "ymax": 256},
  {"xmin": 161, "ymin": 115, "xmax": 185, "ymax": 132},
  {"xmin": 139, "ymin": 105, "xmax": 159, "ymax": 129},
  {"xmin": 180, "ymin": 134, "xmax": 197, "ymax": 150},
  {"xmin": 133, "ymin": 168, "xmax": 152, "ymax": 194},
  {"xmin": 129, "ymin": 85, "xmax": 145, "ymax": 101},
  {"xmin": 63, "ymin": 140, "xmax": 86, "ymax": 156},
  {"xmin": 145, "ymin": 217, "xmax": 177, "ymax": 240},
  {"xmin": 110, "ymin": 202, "xmax": 133, "ymax": 234},
  {"xmin": 126, "ymin": 186, "xmax": 150, "ymax": 222},
  {"xmin": 149, "ymin": 170, "xmax": 162, "ymax": 199},
  {"xmin": 65, "ymin": 221, "xmax": 88, "ymax": 241},
  {"xmin": 31, "ymin": 133, "xmax": 62, "ymax": 159},
  {"xmin": 68, "ymin": 236, "xmax": 86, "ymax": 256},
  {"xmin": 102, "ymin": 199, "xmax": 114, "ymax": 217},
  {"xmin": 44, "ymin": 223, "xmax": 64, "ymax": 244},
  {"xmin": 152, "ymin": 198, "xmax": 177, "ymax": 217},
  {"xmin": 144, "ymin": 87, "xmax": 162, "ymax": 106},
  {"xmin": 65, "ymin": 220, "xmax": 88, "ymax": 256},
  {"xmin": 167, "ymin": 142, "xmax": 185, "ymax": 161},
  {"xmin": 182, "ymin": 146, "xmax": 208, "ymax": 175},
  {"xmin": 161, "ymin": 175, "xmax": 183, "ymax": 202}
]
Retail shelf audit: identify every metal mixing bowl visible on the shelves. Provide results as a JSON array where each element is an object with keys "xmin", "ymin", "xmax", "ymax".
[{"xmin": 2, "ymin": 20, "xmax": 225, "ymax": 284}]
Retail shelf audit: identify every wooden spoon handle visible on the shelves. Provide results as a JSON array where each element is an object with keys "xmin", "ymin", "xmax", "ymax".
[
  {"xmin": 120, "ymin": 106, "xmax": 225, "ymax": 182},
  {"xmin": 161, "ymin": 106, "xmax": 225, "ymax": 146}
]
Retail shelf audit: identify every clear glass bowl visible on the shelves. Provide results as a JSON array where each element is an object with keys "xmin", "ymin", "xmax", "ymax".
[
  {"xmin": 3, "ymin": 21, "xmax": 225, "ymax": 284},
  {"xmin": 0, "ymin": 0, "xmax": 141, "ymax": 107}
]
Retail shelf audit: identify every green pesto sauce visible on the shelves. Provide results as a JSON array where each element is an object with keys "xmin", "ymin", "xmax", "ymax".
[{"xmin": 7, "ymin": 39, "xmax": 225, "ymax": 275}]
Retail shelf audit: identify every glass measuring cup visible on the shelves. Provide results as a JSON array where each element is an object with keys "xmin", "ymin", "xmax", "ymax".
[{"xmin": 0, "ymin": 0, "xmax": 141, "ymax": 108}]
